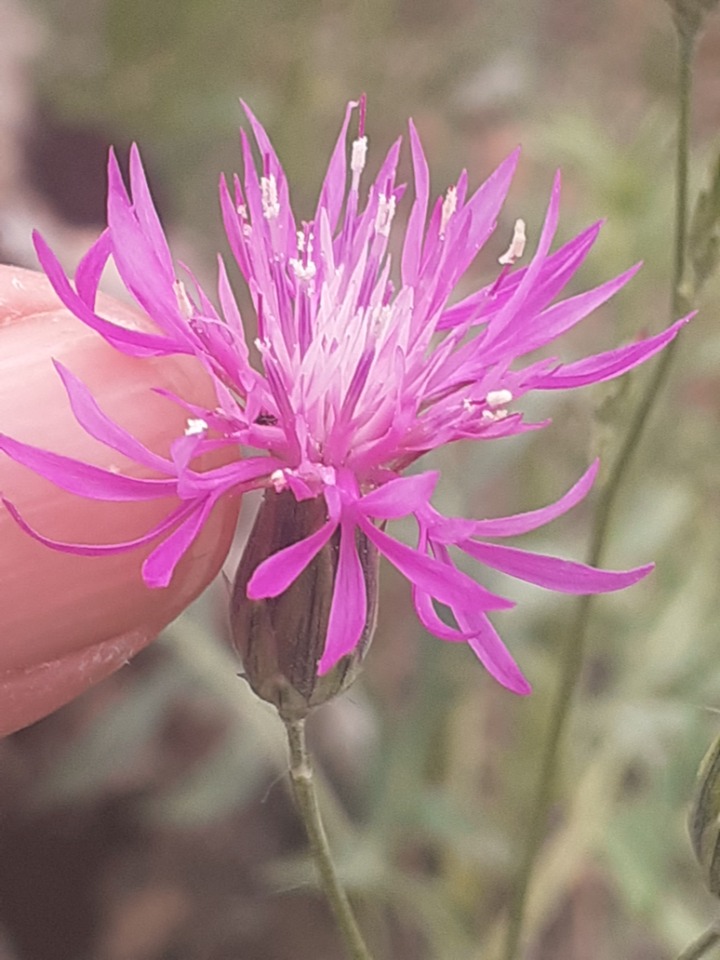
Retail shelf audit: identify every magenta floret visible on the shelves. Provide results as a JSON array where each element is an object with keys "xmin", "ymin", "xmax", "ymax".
[{"xmin": 0, "ymin": 98, "xmax": 689, "ymax": 693}]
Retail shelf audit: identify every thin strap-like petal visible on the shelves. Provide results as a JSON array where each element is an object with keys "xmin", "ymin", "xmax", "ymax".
[
  {"xmin": 318, "ymin": 519, "xmax": 367, "ymax": 673},
  {"xmin": 53, "ymin": 361, "xmax": 173, "ymax": 474},
  {"xmin": 142, "ymin": 495, "xmax": 221, "ymax": 588},
  {"xmin": 461, "ymin": 539, "xmax": 653, "ymax": 593},
  {"xmin": 535, "ymin": 316, "xmax": 689, "ymax": 389},
  {"xmin": 2, "ymin": 496, "xmax": 194, "ymax": 555},
  {"xmin": 247, "ymin": 516, "xmax": 338, "ymax": 599},
  {"xmin": 0, "ymin": 434, "xmax": 177, "ymax": 501},
  {"xmin": 356, "ymin": 515, "xmax": 513, "ymax": 611}
]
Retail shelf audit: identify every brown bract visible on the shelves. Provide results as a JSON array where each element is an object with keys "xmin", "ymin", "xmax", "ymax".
[{"xmin": 0, "ymin": 263, "xmax": 241, "ymax": 736}]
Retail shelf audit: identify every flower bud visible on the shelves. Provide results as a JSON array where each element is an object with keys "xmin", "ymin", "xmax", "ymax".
[
  {"xmin": 688, "ymin": 730, "xmax": 720, "ymax": 896},
  {"xmin": 0, "ymin": 264, "xmax": 240, "ymax": 736},
  {"xmin": 230, "ymin": 489, "xmax": 379, "ymax": 721}
]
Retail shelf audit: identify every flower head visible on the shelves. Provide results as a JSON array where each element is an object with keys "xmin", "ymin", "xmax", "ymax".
[{"xmin": 0, "ymin": 98, "xmax": 687, "ymax": 696}]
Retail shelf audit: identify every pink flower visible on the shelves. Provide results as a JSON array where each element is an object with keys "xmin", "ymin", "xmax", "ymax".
[
  {"xmin": 0, "ymin": 264, "xmax": 240, "ymax": 736},
  {"xmin": 0, "ymin": 99, "xmax": 687, "ymax": 697}
]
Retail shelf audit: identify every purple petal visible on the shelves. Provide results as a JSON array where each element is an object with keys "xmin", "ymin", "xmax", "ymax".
[
  {"xmin": 128, "ymin": 143, "xmax": 175, "ymax": 277},
  {"xmin": 464, "ymin": 614, "xmax": 531, "ymax": 695},
  {"xmin": 480, "ymin": 170, "xmax": 562, "ymax": 357},
  {"xmin": 400, "ymin": 119, "xmax": 430, "ymax": 287},
  {"xmin": 413, "ymin": 585, "xmax": 530, "ymax": 694},
  {"xmin": 413, "ymin": 587, "xmax": 474, "ymax": 640},
  {"xmin": 356, "ymin": 516, "xmax": 513, "ymax": 611},
  {"xmin": 75, "ymin": 229, "xmax": 112, "ymax": 307},
  {"xmin": 240, "ymin": 100, "xmax": 295, "ymax": 242},
  {"xmin": 315, "ymin": 100, "xmax": 358, "ymax": 232},
  {"xmin": 2, "ymin": 496, "xmax": 194, "ymax": 556},
  {"xmin": 142, "ymin": 495, "xmax": 220, "ymax": 588},
  {"xmin": 33, "ymin": 232, "xmax": 182, "ymax": 358},
  {"xmin": 438, "ymin": 220, "xmax": 602, "ymax": 331},
  {"xmin": 176, "ymin": 457, "xmax": 281, "ymax": 499},
  {"xmin": 432, "ymin": 461, "xmax": 599, "ymax": 541},
  {"xmin": 53, "ymin": 361, "xmax": 172, "ymax": 473},
  {"xmin": 460, "ymin": 539, "xmax": 653, "ymax": 593},
  {"xmin": 535, "ymin": 316, "xmax": 689, "ymax": 389},
  {"xmin": 359, "ymin": 471, "xmax": 439, "ymax": 519},
  {"xmin": 0, "ymin": 434, "xmax": 178, "ymax": 501},
  {"xmin": 219, "ymin": 174, "xmax": 251, "ymax": 280},
  {"xmin": 247, "ymin": 514, "xmax": 338, "ymax": 599},
  {"xmin": 106, "ymin": 151, "xmax": 191, "ymax": 340},
  {"xmin": 515, "ymin": 263, "xmax": 642, "ymax": 357},
  {"xmin": 318, "ymin": 519, "xmax": 367, "ymax": 673}
]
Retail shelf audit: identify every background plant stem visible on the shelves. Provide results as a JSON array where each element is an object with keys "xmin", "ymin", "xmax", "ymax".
[
  {"xmin": 283, "ymin": 717, "xmax": 375, "ymax": 960},
  {"xmin": 677, "ymin": 922, "xmax": 720, "ymax": 960},
  {"xmin": 501, "ymin": 21, "xmax": 696, "ymax": 960}
]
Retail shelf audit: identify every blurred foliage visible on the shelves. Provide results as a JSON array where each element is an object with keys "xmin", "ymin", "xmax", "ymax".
[{"xmin": 6, "ymin": 0, "xmax": 720, "ymax": 958}]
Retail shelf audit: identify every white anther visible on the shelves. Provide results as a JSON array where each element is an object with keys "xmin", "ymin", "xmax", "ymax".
[
  {"xmin": 375, "ymin": 194, "xmax": 396, "ymax": 237},
  {"xmin": 237, "ymin": 203, "xmax": 252, "ymax": 237},
  {"xmin": 440, "ymin": 186, "xmax": 458, "ymax": 238},
  {"xmin": 290, "ymin": 258, "xmax": 317, "ymax": 282},
  {"xmin": 260, "ymin": 174, "xmax": 280, "ymax": 220},
  {"xmin": 486, "ymin": 389, "xmax": 513, "ymax": 408},
  {"xmin": 481, "ymin": 408, "xmax": 508, "ymax": 423},
  {"xmin": 185, "ymin": 418, "xmax": 208, "ymax": 436},
  {"xmin": 498, "ymin": 219, "xmax": 527, "ymax": 265},
  {"xmin": 270, "ymin": 468, "xmax": 288, "ymax": 492},
  {"xmin": 351, "ymin": 136, "xmax": 368, "ymax": 177}
]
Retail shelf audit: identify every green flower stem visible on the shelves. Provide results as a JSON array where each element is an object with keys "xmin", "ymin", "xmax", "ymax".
[
  {"xmin": 677, "ymin": 922, "xmax": 720, "ymax": 960},
  {"xmin": 502, "ymin": 22, "xmax": 697, "ymax": 960},
  {"xmin": 283, "ymin": 717, "xmax": 375, "ymax": 960},
  {"xmin": 674, "ymin": 22, "xmax": 695, "ymax": 313}
]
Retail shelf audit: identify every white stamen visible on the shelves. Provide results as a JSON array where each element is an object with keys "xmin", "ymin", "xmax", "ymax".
[
  {"xmin": 481, "ymin": 408, "xmax": 509, "ymax": 423},
  {"xmin": 498, "ymin": 218, "xmax": 527, "ymax": 265},
  {"xmin": 290, "ymin": 258, "xmax": 317, "ymax": 282},
  {"xmin": 486, "ymin": 389, "xmax": 513, "ymax": 408},
  {"xmin": 375, "ymin": 194, "xmax": 396, "ymax": 237},
  {"xmin": 351, "ymin": 136, "xmax": 368, "ymax": 177},
  {"xmin": 185, "ymin": 418, "xmax": 208, "ymax": 436},
  {"xmin": 260, "ymin": 174, "xmax": 280, "ymax": 220},
  {"xmin": 296, "ymin": 230, "xmax": 306, "ymax": 253},
  {"xmin": 270, "ymin": 468, "xmax": 288, "ymax": 492},
  {"xmin": 440, "ymin": 186, "xmax": 457, "ymax": 238},
  {"xmin": 173, "ymin": 280, "xmax": 194, "ymax": 320}
]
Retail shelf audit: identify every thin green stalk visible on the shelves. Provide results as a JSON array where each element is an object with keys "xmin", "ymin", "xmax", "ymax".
[
  {"xmin": 677, "ymin": 922, "xmax": 720, "ymax": 960},
  {"xmin": 502, "ymin": 23, "xmax": 696, "ymax": 960},
  {"xmin": 283, "ymin": 717, "xmax": 375, "ymax": 960}
]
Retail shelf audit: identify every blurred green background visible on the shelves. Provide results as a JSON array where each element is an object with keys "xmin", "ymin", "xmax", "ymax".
[{"xmin": 2, "ymin": 0, "xmax": 720, "ymax": 958}]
